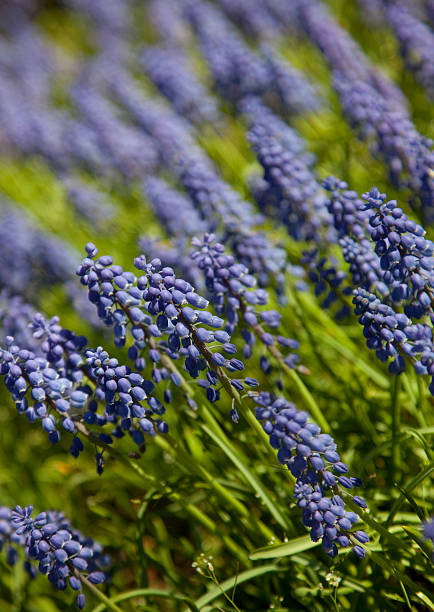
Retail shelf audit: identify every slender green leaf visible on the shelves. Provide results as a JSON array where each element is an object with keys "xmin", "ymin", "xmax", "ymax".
[
  {"xmin": 201, "ymin": 424, "xmax": 290, "ymax": 531},
  {"xmin": 249, "ymin": 535, "xmax": 319, "ymax": 560},
  {"xmin": 195, "ymin": 564, "xmax": 280, "ymax": 609},
  {"xmin": 91, "ymin": 589, "xmax": 200, "ymax": 612}
]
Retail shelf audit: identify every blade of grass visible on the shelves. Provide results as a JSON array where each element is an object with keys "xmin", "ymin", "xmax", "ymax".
[
  {"xmin": 194, "ymin": 564, "xmax": 280, "ymax": 609},
  {"xmin": 249, "ymin": 535, "xmax": 319, "ymax": 560}
]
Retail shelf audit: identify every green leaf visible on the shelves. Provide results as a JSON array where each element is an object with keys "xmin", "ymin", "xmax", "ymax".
[
  {"xmin": 91, "ymin": 588, "xmax": 200, "ymax": 612},
  {"xmin": 387, "ymin": 461, "xmax": 434, "ymax": 524},
  {"xmin": 201, "ymin": 423, "xmax": 290, "ymax": 531},
  {"xmin": 249, "ymin": 535, "xmax": 319, "ymax": 560},
  {"xmin": 194, "ymin": 564, "xmax": 280, "ymax": 609}
]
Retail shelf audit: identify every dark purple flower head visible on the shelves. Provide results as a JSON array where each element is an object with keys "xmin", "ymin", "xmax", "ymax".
[{"xmin": 255, "ymin": 392, "xmax": 369, "ymax": 558}]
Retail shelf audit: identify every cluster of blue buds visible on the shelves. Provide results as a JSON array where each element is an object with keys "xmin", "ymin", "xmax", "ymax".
[
  {"xmin": 353, "ymin": 288, "xmax": 434, "ymax": 380},
  {"xmin": 191, "ymin": 234, "xmax": 299, "ymax": 374},
  {"xmin": 77, "ymin": 243, "xmax": 254, "ymax": 405},
  {"xmin": 254, "ymin": 392, "xmax": 369, "ymax": 558},
  {"xmin": 0, "ymin": 311, "xmax": 169, "ymax": 471},
  {"xmin": 323, "ymin": 178, "xmax": 390, "ymax": 298},
  {"xmin": 0, "ymin": 505, "xmax": 35, "ymax": 572},
  {"xmin": 85, "ymin": 346, "xmax": 168, "ymax": 454},
  {"xmin": 214, "ymin": 0, "xmax": 282, "ymax": 40},
  {"xmin": 387, "ymin": 3, "xmax": 434, "ymax": 99},
  {"xmin": 63, "ymin": 177, "xmax": 116, "ymax": 228},
  {"xmin": 141, "ymin": 45, "xmax": 220, "ymax": 125},
  {"xmin": 11, "ymin": 505, "xmax": 108, "ymax": 609},
  {"xmin": 0, "ymin": 200, "xmax": 77, "ymax": 299},
  {"xmin": 361, "ymin": 187, "xmax": 434, "ymax": 320},
  {"xmin": 0, "ymin": 291, "xmax": 39, "ymax": 349},
  {"xmin": 322, "ymin": 176, "xmax": 371, "ymax": 241},
  {"xmin": 148, "ymin": 0, "xmax": 190, "ymax": 47},
  {"xmin": 260, "ymin": 44, "xmax": 321, "ymax": 116},
  {"xmin": 298, "ymin": 0, "xmax": 407, "ymax": 111},
  {"xmin": 301, "ymin": 249, "xmax": 351, "ymax": 319},
  {"xmin": 184, "ymin": 0, "xmax": 270, "ymax": 105},
  {"xmin": 242, "ymin": 97, "xmax": 329, "ymax": 243},
  {"xmin": 71, "ymin": 85, "xmax": 158, "ymax": 179},
  {"xmin": 334, "ymin": 75, "xmax": 434, "ymax": 214}
]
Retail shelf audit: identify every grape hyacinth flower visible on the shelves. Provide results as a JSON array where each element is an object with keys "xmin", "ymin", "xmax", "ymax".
[
  {"xmin": 298, "ymin": 0, "xmax": 408, "ymax": 112},
  {"xmin": 0, "ymin": 200, "xmax": 77, "ymax": 299},
  {"xmin": 143, "ymin": 176, "xmax": 287, "ymax": 296},
  {"xmin": 242, "ymin": 97, "xmax": 330, "ymax": 242},
  {"xmin": 107, "ymin": 67, "xmax": 286, "ymax": 292},
  {"xmin": 361, "ymin": 187, "xmax": 434, "ymax": 319},
  {"xmin": 141, "ymin": 45, "xmax": 220, "ymax": 125},
  {"xmin": 255, "ymin": 392, "xmax": 369, "ymax": 558},
  {"xmin": 191, "ymin": 234, "xmax": 300, "ymax": 378},
  {"xmin": 0, "ymin": 291, "xmax": 39, "ymax": 349},
  {"xmin": 334, "ymin": 75, "xmax": 434, "ymax": 215},
  {"xmin": 214, "ymin": 0, "xmax": 281, "ymax": 39},
  {"xmin": 323, "ymin": 178, "xmax": 389, "ymax": 297},
  {"xmin": 148, "ymin": 0, "xmax": 190, "ymax": 46},
  {"xmin": 422, "ymin": 517, "xmax": 434, "ymax": 544},
  {"xmin": 143, "ymin": 177, "xmax": 207, "ymax": 240},
  {"xmin": 138, "ymin": 235, "xmax": 203, "ymax": 290},
  {"xmin": 301, "ymin": 249, "xmax": 351, "ymax": 319},
  {"xmin": 77, "ymin": 243, "xmax": 256, "ymax": 407},
  {"xmin": 0, "ymin": 504, "xmax": 37, "ymax": 575},
  {"xmin": 71, "ymin": 85, "xmax": 158, "ymax": 179},
  {"xmin": 352, "ymin": 288, "xmax": 434, "ymax": 383},
  {"xmin": 260, "ymin": 44, "xmax": 322, "ymax": 116},
  {"xmin": 63, "ymin": 177, "xmax": 116, "ymax": 228},
  {"xmin": 11, "ymin": 505, "xmax": 108, "ymax": 609},
  {"xmin": 0, "ymin": 312, "xmax": 169, "ymax": 471},
  {"xmin": 183, "ymin": 0, "xmax": 270, "ymax": 105},
  {"xmin": 387, "ymin": 3, "xmax": 434, "ymax": 98}
]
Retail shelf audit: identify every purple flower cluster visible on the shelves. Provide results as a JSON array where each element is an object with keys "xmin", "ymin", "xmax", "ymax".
[
  {"xmin": 10, "ymin": 504, "xmax": 108, "ymax": 609},
  {"xmin": 77, "ymin": 243, "xmax": 256, "ymax": 406},
  {"xmin": 301, "ymin": 249, "xmax": 351, "ymax": 319},
  {"xmin": 148, "ymin": 0, "xmax": 189, "ymax": 46},
  {"xmin": 298, "ymin": 0, "xmax": 407, "ymax": 112},
  {"xmin": 141, "ymin": 45, "xmax": 220, "ymax": 125},
  {"xmin": 184, "ymin": 0, "xmax": 270, "ymax": 105},
  {"xmin": 361, "ymin": 187, "xmax": 434, "ymax": 319},
  {"xmin": 191, "ymin": 234, "xmax": 300, "ymax": 374},
  {"xmin": 0, "ymin": 23, "xmax": 55, "ymax": 104},
  {"xmin": 214, "ymin": 0, "xmax": 282, "ymax": 39},
  {"xmin": 353, "ymin": 288, "xmax": 434, "ymax": 380},
  {"xmin": 0, "ymin": 291, "xmax": 39, "ymax": 349},
  {"xmin": 260, "ymin": 44, "xmax": 322, "ymax": 116},
  {"xmin": 143, "ymin": 177, "xmax": 207, "ymax": 240},
  {"xmin": 0, "ymin": 308, "xmax": 170, "ymax": 470},
  {"xmin": 0, "ymin": 200, "xmax": 77, "ymax": 299},
  {"xmin": 387, "ymin": 2, "xmax": 434, "ymax": 97},
  {"xmin": 71, "ymin": 85, "xmax": 158, "ymax": 179},
  {"xmin": 335, "ymin": 76, "xmax": 434, "ymax": 215},
  {"xmin": 107, "ymin": 70, "xmax": 287, "ymax": 292},
  {"xmin": 185, "ymin": 0, "xmax": 318, "ymax": 117},
  {"xmin": 63, "ymin": 177, "xmax": 117, "ymax": 227},
  {"xmin": 255, "ymin": 392, "xmax": 368, "ymax": 558},
  {"xmin": 323, "ymin": 178, "xmax": 389, "ymax": 297},
  {"xmin": 242, "ymin": 97, "xmax": 330, "ymax": 242}
]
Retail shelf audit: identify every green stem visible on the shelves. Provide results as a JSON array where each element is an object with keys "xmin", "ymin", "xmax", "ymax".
[
  {"xmin": 81, "ymin": 576, "xmax": 124, "ymax": 612},
  {"xmin": 390, "ymin": 375, "xmax": 401, "ymax": 485}
]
